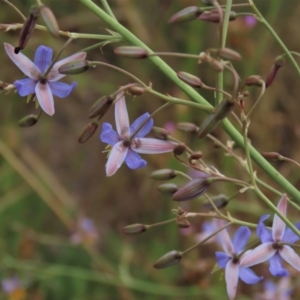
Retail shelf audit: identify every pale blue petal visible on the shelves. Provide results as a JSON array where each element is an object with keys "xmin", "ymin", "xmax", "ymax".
[
  {"xmin": 257, "ymin": 215, "xmax": 273, "ymax": 243},
  {"xmin": 35, "ymin": 81, "xmax": 54, "ymax": 116},
  {"xmin": 280, "ymin": 245, "xmax": 300, "ymax": 272},
  {"xmin": 106, "ymin": 141, "xmax": 128, "ymax": 176},
  {"xmin": 282, "ymin": 222, "xmax": 300, "ymax": 244},
  {"xmin": 272, "ymin": 195, "xmax": 287, "ymax": 242},
  {"xmin": 34, "ymin": 45, "xmax": 53, "ymax": 73},
  {"xmin": 215, "ymin": 251, "xmax": 229, "ymax": 268},
  {"xmin": 14, "ymin": 78, "xmax": 36, "ymax": 96},
  {"xmin": 269, "ymin": 253, "xmax": 289, "ymax": 276},
  {"xmin": 225, "ymin": 260, "xmax": 239, "ymax": 300},
  {"xmin": 132, "ymin": 138, "xmax": 175, "ymax": 154},
  {"xmin": 239, "ymin": 267, "xmax": 263, "ymax": 284},
  {"xmin": 100, "ymin": 123, "xmax": 120, "ymax": 146},
  {"xmin": 130, "ymin": 113, "xmax": 153, "ymax": 137},
  {"xmin": 232, "ymin": 226, "xmax": 251, "ymax": 254},
  {"xmin": 48, "ymin": 81, "xmax": 77, "ymax": 98},
  {"xmin": 125, "ymin": 149, "xmax": 146, "ymax": 169}
]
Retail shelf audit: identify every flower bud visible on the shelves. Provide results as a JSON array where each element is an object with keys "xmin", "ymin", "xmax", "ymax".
[
  {"xmin": 217, "ymin": 48, "xmax": 241, "ymax": 61},
  {"xmin": 150, "ymin": 169, "xmax": 177, "ymax": 180},
  {"xmin": 265, "ymin": 56, "xmax": 284, "ymax": 88},
  {"xmin": 176, "ymin": 122, "xmax": 199, "ymax": 132},
  {"xmin": 114, "ymin": 46, "xmax": 148, "ymax": 59},
  {"xmin": 127, "ymin": 85, "xmax": 145, "ymax": 96},
  {"xmin": 189, "ymin": 151, "xmax": 203, "ymax": 161},
  {"xmin": 15, "ymin": 5, "xmax": 40, "ymax": 54},
  {"xmin": 172, "ymin": 176, "xmax": 210, "ymax": 201},
  {"xmin": 213, "ymin": 99, "xmax": 235, "ymax": 121},
  {"xmin": 202, "ymin": 194, "xmax": 228, "ymax": 210},
  {"xmin": 207, "ymin": 57, "xmax": 224, "ymax": 72},
  {"xmin": 168, "ymin": 6, "xmax": 203, "ymax": 24},
  {"xmin": 122, "ymin": 224, "xmax": 148, "ymax": 234},
  {"xmin": 198, "ymin": 9, "xmax": 236, "ymax": 23},
  {"xmin": 261, "ymin": 152, "xmax": 282, "ymax": 162},
  {"xmin": 173, "ymin": 144, "xmax": 186, "ymax": 155},
  {"xmin": 59, "ymin": 60, "xmax": 90, "ymax": 75},
  {"xmin": 40, "ymin": 5, "xmax": 59, "ymax": 37},
  {"xmin": 88, "ymin": 96, "xmax": 114, "ymax": 119},
  {"xmin": 177, "ymin": 71, "xmax": 203, "ymax": 88},
  {"xmin": 78, "ymin": 122, "xmax": 98, "ymax": 143},
  {"xmin": 244, "ymin": 75, "xmax": 263, "ymax": 87},
  {"xmin": 151, "ymin": 127, "xmax": 169, "ymax": 140},
  {"xmin": 198, "ymin": 114, "xmax": 219, "ymax": 139},
  {"xmin": 176, "ymin": 219, "xmax": 191, "ymax": 228},
  {"xmin": 18, "ymin": 114, "xmax": 38, "ymax": 127},
  {"xmin": 153, "ymin": 250, "xmax": 183, "ymax": 269},
  {"xmin": 157, "ymin": 183, "xmax": 178, "ymax": 194}
]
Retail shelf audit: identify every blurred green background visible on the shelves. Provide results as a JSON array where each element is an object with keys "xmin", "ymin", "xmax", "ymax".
[{"xmin": 1, "ymin": 0, "xmax": 300, "ymax": 299}]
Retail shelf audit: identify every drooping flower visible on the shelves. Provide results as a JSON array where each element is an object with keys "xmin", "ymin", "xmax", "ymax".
[
  {"xmin": 215, "ymin": 220, "xmax": 263, "ymax": 300},
  {"xmin": 240, "ymin": 194, "xmax": 300, "ymax": 277},
  {"xmin": 4, "ymin": 43, "xmax": 86, "ymax": 116},
  {"xmin": 100, "ymin": 93, "xmax": 175, "ymax": 176}
]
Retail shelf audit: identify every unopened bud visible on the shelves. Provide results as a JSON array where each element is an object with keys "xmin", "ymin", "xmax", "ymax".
[
  {"xmin": 176, "ymin": 122, "xmax": 199, "ymax": 132},
  {"xmin": 202, "ymin": 194, "xmax": 228, "ymax": 210},
  {"xmin": 127, "ymin": 85, "xmax": 145, "ymax": 96},
  {"xmin": 177, "ymin": 71, "xmax": 203, "ymax": 88},
  {"xmin": 189, "ymin": 151, "xmax": 203, "ymax": 161},
  {"xmin": 261, "ymin": 152, "xmax": 282, "ymax": 162},
  {"xmin": 153, "ymin": 250, "xmax": 183, "ymax": 269},
  {"xmin": 172, "ymin": 176, "xmax": 211, "ymax": 201},
  {"xmin": 173, "ymin": 144, "xmax": 186, "ymax": 155},
  {"xmin": 114, "ymin": 46, "xmax": 148, "ymax": 59},
  {"xmin": 198, "ymin": 114, "xmax": 219, "ymax": 139},
  {"xmin": 198, "ymin": 9, "xmax": 236, "ymax": 23},
  {"xmin": 88, "ymin": 96, "xmax": 114, "ymax": 119},
  {"xmin": 265, "ymin": 57, "xmax": 284, "ymax": 88},
  {"xmin": 214, "ymin": 99, "xmax": 235, "ymax": 121},
  {"xmin": 208, "ymin": 57, "xmax": 224, "ymax": 72},
  {"xmin": 244, "ymin": 75, "xmax": 263, "ymax": 87},
  {"xmin": 78, "ymin": 122, "xmax": 98, "ymax": 143},
  {"xmin": 157, "ymin": 183, "xmax": 178, "ymax": 194},
  {"xmin": 151, "ymin": 127, "xmax": 169, "ymax": 140},
  {"xmin": 122, "ymin": 224, "xmax": 148, "ymax": 234},
  {"xmin": 217, "ymin": 48, "xmax": 241, "ymax": 61},
  {"xmin": 150, "ymin": 169, "xmax": 177, "ymax": 180},
  {"xmin": 168, "ymin": 6, "xmax": 203, "ymax": 24},
  {"xmin": 59, "ymin": 60, "xmax": 90, "ymax": 75},
  {"xmin": 176, "ymin": 219, "xmax": 191, "ymax": 228},
  {"xmin": 18, "ymin": 114, "xmax": 38, "ymax": 127},
  {"xmin": 15, "ymin": 6, "xmax": 40, "ymax": 54},
  {"xmin": 40, "ymin": 5, "xmax": 59, "ymax": 37}
]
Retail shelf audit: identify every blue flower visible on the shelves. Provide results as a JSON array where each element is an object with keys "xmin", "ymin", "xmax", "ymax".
[
  {"xmin": 241, "ymin": 194, "xmax": 300, "ymax": 277},
  {"xmin": 4, "ymin": 43, "xmax": 86, "ymax": 115},
  {"xmin": 100, "ymin": 93, "xmax": 175, "ymax": 176},
  {"xmin": 215, "ymin": 220, "xmax": 263, "ymax": 300}
]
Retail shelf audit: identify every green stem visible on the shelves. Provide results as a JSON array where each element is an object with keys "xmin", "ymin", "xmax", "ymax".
[{"xmin": 99, "ymin": 0, "xmax": 117, "ymax": 20}]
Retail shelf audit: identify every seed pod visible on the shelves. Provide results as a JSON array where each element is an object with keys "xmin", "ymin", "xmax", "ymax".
[
  {"xmin": 122, "ymin": 224, "xmax": 148, "ymax": 234},
  {"xmin": 78, "ymin": 122, "xmax": 98, "ymax": 143},
  {"xmin": 173, "ymin": 144, "xmax": 186, "ymax": 155},
  {"xmin": 244, "ymin": 75, "xmax": 263, "ymax": 87},
  {"xmin": 217, "ymin": 48, "xmax": 241, "ymax": 61},
  {"xmin": 18, "ymin": 114, "xmax": 38, "ymax": 127},
  {"xmin": 15, "ymin": 6, "xmax": 40, "ymax": 54},
  {"xmin": 213, "ymin": 99, "xmax": 235, "ymax": 121},
  {"xmin": 150, "ymin": 169, "xmax": 177, "ymax": 180},
  {"xmin": 176, "ymin": 122, "xmax": 199, "ymax": 133},
  {"xmin": 157, "ymin": 183, "xmax": 178, "ymax": 194},
  {"xmin": 176, "ymin": 219, "xmax": 191, "ymax": 228},
  {"xmin": 261, "ymin": 152, "xmax": 282, "ymax": 162},
  {"xmin": 198, "ymin": 114, "xmax": 219, "ymax": 139},
  {"xmin": 88, "ymin": 96, "xmax": 114, "ymax": 119},
  {"xmin": 189, "ymin": 151, "xmax": 203, "ymax": 161},
  {"xmin": 127, "ymin": 85, "xmax": 145, "ymax": 96},
  {"xmin": 59, "ymin": 60, "xmax": 90, "ymax": 75},
  {"xmin": 168, "ymin": 6, "xmax": 203, "ymax": 24},
  {"xmin": 153, "ymin": 250, "xmax": 183, "ymax": 269},
  {"xmin": 151, "ymin": 127, "xmax": 169, "ymax": 140},
  {"xmin": 40, "ymin": 5, "xmax": 59, "ymax": 37},
  {"xmin": 202, "ymin": 194, "xmax": 228, "ymax": 210},
  {"xmin": 114, "ymin": 46, "xmax": 148, "ymax": 59},
  {"xmin": 198, "ymin": 9, "xmax": 236, "ymax": 23},
  {"xmin": 177, "ymin": 71, "xmax": 203, "ymax": 88}
]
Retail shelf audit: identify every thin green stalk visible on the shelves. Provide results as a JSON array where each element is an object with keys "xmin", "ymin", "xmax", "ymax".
[{"xmin": 99, "ymin": 0, "xmax": 117, "ymax": 20}]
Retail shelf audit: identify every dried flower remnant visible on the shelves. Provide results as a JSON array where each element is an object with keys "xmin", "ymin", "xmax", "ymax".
[
  {"xmin": 100, "ymin": 93, "xmax": 175, "ymax": 176},
  {"xmin": 4, "ymin": 43, "xmax": 86, "ymax": 116},
  {"xmin": 265, "ymin": 56, "xmax": 284, "ymax": 88}
]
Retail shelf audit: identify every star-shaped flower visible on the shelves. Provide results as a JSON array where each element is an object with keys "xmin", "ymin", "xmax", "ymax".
[
  {"xmin": 215, "ymin": 220, "xmax": 263, "ymax": 300},
  {"xmin": 100, "ymin": 93, "xmax": 175, "ymax": 176},
  {"xmin": 4, "ymin": 43, "xmax": 86, "ymax": 115},
  {"xmin": 240, "ymin": 194, "xmax": 300, "ymax": 277}
]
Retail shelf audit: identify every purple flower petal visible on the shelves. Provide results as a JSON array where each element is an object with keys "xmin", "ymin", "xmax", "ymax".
[
  {"xmin": 216, "ymin": 220, "xmax": 234, "ymax": 256},
  {"xmin": 106, "ymin": 141, "xmax": 128, "ymax": 176},
  {"xmin": 48, "ymin": 81, "xmax": 77, "ymax": 98},
  {"xmin": 225, "ymin": 260, "xmax": 239, "ymax": 300},
  {"xmin": 100, "ymin": 123, "xmax": 120, "ymax": 146},
  {"xmin": 239, "ymin": 267, "xmax": 263, "ymax": 284},
  {"xmin": 49, "ymin": 52, "xmax": 87, "ymax": 81},
  {"xmin": 257, "ymin": 215, "xmax": 273, "ymax": 243},
  {"xmin": 130, "ymin": 113, "xmax": 153, "ymax": 137},
  {"xmin": 33, "ymin": 45, "xmax": 53, "ymax": 73},
  {"xmin": 269, "ymin": 253, "xmax": 288, "ymax": 277},
  {"xmin": 125, "ymin": 149, "xmax": 147, "ymax": 169},
  {"xmin": 272, "ymin": 194, "xmax": 287, "ymax": 242},
  {"xmin": 215, "ymin": 251, "xmax": 229, "ymax": 268},
  {"xmin": 280, "ymin": 245, "xmax": 300, "ymax": 272},
  {"xmin": 114, "ymin": 93, "xmax": 130, "ymax": 138},
  {"xmin": 4, "ymin": 43, "xmax": 40, "ymax": 79},
  {"xmin": 283, "ymin": 221, "xmax": 300, "ymax": 243},
  {"xmin": 35, "ymin": 81, "xmax": 55, "ymax": 116},
  {"xmin": 132, "ymin": 138, "xmax": 175, "ymax": 154},
  {"xmin": 232, "ymin": 226, "xmax": 251, "ymax": 254},
  {"xmin": 14, "ymin": 78, "xmax": 36, "ymax": 96}
]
